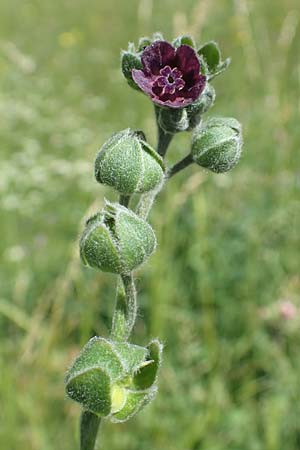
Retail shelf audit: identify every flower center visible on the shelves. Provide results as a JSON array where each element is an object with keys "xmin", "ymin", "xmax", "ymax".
[{"xmin": 155, "ymin": 65, "xmax": 185, "ymax": 95}]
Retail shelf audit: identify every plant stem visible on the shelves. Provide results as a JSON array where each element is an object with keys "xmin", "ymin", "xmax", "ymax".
[
  {"xmin": 135, "ymin": 178, "xmax": 165, "ymax": 220},
  {"xmin": 79, "ymin": 107, "xmax": 174, "ymax": 450},
  {"xmin": 80, "ymin": 411, "xmax": 101, "ymax": 450},
  {"xmin": 111, "ymin": 273, "xmax": 137, "ymax": 341},
  {"xmin": 157, "ymin": 127, "xmax": 174, "ymax": 157},
  {"xmin": 154, "ymin": 105, "xmax": 174, "ymax": 158},
  {"xmin": 167, "ymin": 154, "xmax": 193, "ymax": 178}
]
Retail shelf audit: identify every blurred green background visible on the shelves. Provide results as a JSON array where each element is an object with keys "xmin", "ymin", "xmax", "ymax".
[{"xmin": 1, "ymin": 0, "xmax": 300, "ymax": 449}]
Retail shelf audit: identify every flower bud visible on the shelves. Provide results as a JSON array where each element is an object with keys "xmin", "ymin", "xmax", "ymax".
[
  {"xmin": 191, "ymin": 117, "xmax": 242, "ymax": 173},
  {"xmin": 95, "ymin": 129, "xmax": 164, "ymax": 195},
  {"xmin": 80, "ymin": 202, "xmax": 156, "ymax": 274},
  {"xmin": 186, "ymin": 83, "xmax": 216, "ymax": 130},
  {"xmin": 65, "ymin": 337, "xmax": 162, "ymax": 422}
]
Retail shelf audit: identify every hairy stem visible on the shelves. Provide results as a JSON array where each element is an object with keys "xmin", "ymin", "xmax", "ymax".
[
  {"xmin": 79, "ymin": 107, "xmax": 174, "ymax": 450},
  {"xmin": 167, "ymin": 154, "xmax": 193, "ymax": 178},
  {"xmin": 154, "ymin": 105, "xmax": 174, "ymax": 157},
  {"xmin": 80, "ymin": 412, "xmax": 101, "ymax": 450},
  {"xmin": 111, "ymin": 273, "xmax": 137, "ymax": 341},
  {"xmin": 135, "ymin": 178, "xmax": 165, "ymax": 220},
  {"xmin": 157, "ymin": 127, "xmax": 174, "ymax": 157}
]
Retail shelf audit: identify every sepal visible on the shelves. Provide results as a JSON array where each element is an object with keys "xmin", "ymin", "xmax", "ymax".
[
  {"xmin": 121, "ymin": 48, "xmax": 143, "ymax": 91},
  {"xmin": 198, "ymin": 41, "xmax": 231, "ymax": 80},
  {"xmin": 158, "ymin": 107, "xmax": 189, "ymax": 133},
  {"xmin": 172, "ymin": 34, "xmax": 196, "ymax": 48}
]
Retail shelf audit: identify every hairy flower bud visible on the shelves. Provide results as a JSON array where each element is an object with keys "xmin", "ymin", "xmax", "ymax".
[
  {"xmin": 95, "ymin": 129, "xmax": 164, "ymax": 195},
  {"xmin": 80, "ymin": 202, "xmax": 156, "ymax": 274},
  {"xmin": 191, "ymin": 117, "xmax": 242, "ymax": 173},
  {"xmin": 65, "ymin": 337, "xmax": 162, "ymax": 422}
]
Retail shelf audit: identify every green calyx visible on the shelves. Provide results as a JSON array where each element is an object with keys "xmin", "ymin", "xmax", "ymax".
[
  {"xmin": 95, "ymin": 129, "xmax": 164, "ymax": 195},
  {"xmin": 80, "ymin": 201, "xmax": 157, "ymax": 274},
  {"xmin": 191, "ymin": 117, "xmax": 243, "ymax": 173},
  {"xmin": 65, "ymin": 337, "xmax": 163, "ymax": 423},
  {"xmin": 157, "ymin": 84, "xmax": 215, "ymax": 134}
]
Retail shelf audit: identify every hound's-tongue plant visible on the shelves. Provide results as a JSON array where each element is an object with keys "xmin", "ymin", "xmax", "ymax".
[{"xmin": 65, "ymin": 33, "xmax": 243, "ymax": 450}]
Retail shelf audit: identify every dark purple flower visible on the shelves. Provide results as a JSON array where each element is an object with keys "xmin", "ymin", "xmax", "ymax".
[{"xmin": 132, "ymin": 41, "xmax": 206, "ymax": 109}]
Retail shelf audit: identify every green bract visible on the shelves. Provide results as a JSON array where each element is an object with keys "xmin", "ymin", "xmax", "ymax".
[
  {"xmin": 95, "ymin": 129, "xmax": 164, "ymax": 195},
  {"xmin": 65, "ymin": 337, "xmax": 162, "ymax": 423},
  {"xmin": 80, "ymin": 202, "xmax": 156, "ymax": 274},
  {"xmin": 191, "ymin": 117, "xmax": 243, "ymax": 173}
]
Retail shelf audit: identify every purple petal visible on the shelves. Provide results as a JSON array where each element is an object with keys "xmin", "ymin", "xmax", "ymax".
[
  {"xmin": 182, "ymin": 74, "xmax": 206, "ymax": 101},
  {"xmin": 174, "ymin": 78, "xmax": 185, "ymax": 90},
  {"xmin": 163, "ymin": 84, "xmax": 176, "ymax": 95},
  {"xmin": 152, "ymin": 96, "xmax": 191, "ymax": 108},
  {"xmin": 171, "ymin": 68, "xmax": 182, "ymax": 79},
  {"xmin": 141, "ymin": 41, "xmax": 176, "ymax": 75},
  {"xmin": 160, "ymin": 65, "xmax": 172, "ymax": 77},
  {"xmin": 132, "ymin": 69, "xmax": 154, "ymax": 94},
  {"xmin": 156, "ymin": 76, "xmax": 168, "ymax": 87},
  {"xmin": 175, "ymin": 45, "xmax": 200, "ymax": 78}
]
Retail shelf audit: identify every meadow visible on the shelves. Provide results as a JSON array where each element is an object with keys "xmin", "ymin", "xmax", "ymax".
[{"xmin": 0, "ymin": 0, "xmax": 300, "ymax": 449}]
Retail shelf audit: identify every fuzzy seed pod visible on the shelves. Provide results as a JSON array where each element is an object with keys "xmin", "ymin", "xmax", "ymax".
[
  {"xmin": 95, "ymin": 129, "xmax": 164, "ymax": 195},
  {"xmin": 65, "ymin": 337, "xmax": 162, "ymax": 423},
  {"xmin": 80, "ymin": 202, "xmax": 156, "ymax": 274},
  {"xmin": 191, "ymin": 117, "xmax": 242, "ymax": 173}
]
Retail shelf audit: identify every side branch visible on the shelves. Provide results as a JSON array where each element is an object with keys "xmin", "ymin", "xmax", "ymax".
[{"xmin": 167, "ymin": 154, "xmax": 193, "ymax": 178}]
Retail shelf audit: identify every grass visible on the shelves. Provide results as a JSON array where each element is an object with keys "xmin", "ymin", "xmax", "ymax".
[{"xmin": 0, "ymin": 0, "xmax": 300, "ymax": 449}]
